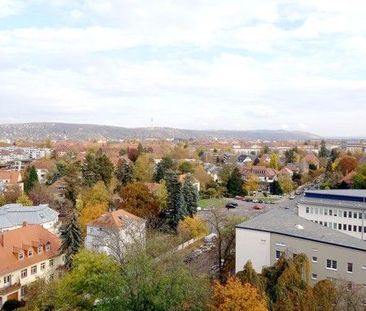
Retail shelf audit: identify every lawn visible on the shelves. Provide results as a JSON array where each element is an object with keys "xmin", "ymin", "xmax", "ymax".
[{"xmin": 198, "ymin": 198, "xmax": 226, "ymax": 209}]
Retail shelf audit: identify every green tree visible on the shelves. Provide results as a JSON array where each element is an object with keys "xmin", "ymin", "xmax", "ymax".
[
  {"xmin": 153, "ymin": 180, "xmax": 168, "ymax": 211},
  {"xmin": 164, "ymin": 169, "xmax": 188, "ymax": 230},
  {"xmin": 24, "ymin": 165, "xmax": 39, "ymax": 193},
  {"xmin": 16, "ymin": 193, "xmax": 33, "ymax": 206},
  {"xmin": 82, "ymin": 149, "xmax": 114, "ymax": 186},
  {"xmin": 115, "ymin": 159, "xmax": 134, "ymax": 186},
  {"xmin": 227, "ymin": 167, "xmax": 244, "ymax": 197},
  {"xmin": 178, "ymin": 161, "xmax": 194, "ymax": 174},
  {"xmin": 60, "ymin": 213, "xmax": 83, "ymax": 269},
  {"xmin": 64, "ymin": 160, "xmax": 82, "ymax": 205},
  {"xmin": 271, "ymin": 180, "xmax": 283, "ymax": 195},
  {"xmin": 353, "ymin": 164, "xmax": 366, "ymax": 189},
  {"xmin": 269, "ymin": 153, "xmax": 280, "ymax": 170},
  {"xmin": 278, "ymin": 174, "xmax": 294, "ymax": 194},
  {"xmin": 284, "ymin": 148, "xmax": 298, "ymax": 164},
  {"xmin": 153, "ymin": 156, "xmax": 176, "ymax": 182},
  {"xmin": 319, "ymin": 139, "xmax": 329, "ymax": 158},
  {"xmin": 182, "ymin": 174, "xmax": 199, "ymax": 217},
  {"xmin": 237, "ymin": 260, "xmax": 264, "ymax": 292}
]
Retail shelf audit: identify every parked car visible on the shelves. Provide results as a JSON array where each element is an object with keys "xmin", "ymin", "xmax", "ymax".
[
  {"xmin": 252, "ymin": 199, "xmax": 259, "ymax": 203},
  {"xmin": 235, "ymin": 195, "xmax": 246, "ymax": 201},
  {"xmin": 253, "ymin": 204, "xmax": 264, "ymax": 210},
  {"xmin": 226, "ymin": 202, "xmax": 238, "ymax": 209},
  {"xmin": 289, "ymin": 194, "xmax": 296, "ymax": 200}
]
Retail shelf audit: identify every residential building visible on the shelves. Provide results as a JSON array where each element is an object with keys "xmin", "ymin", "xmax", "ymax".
[
  {"xmin": 85, "ymin": 209, "xmax": 146, "ymax": 262},
  {"xmin": 0, "ymin": 224, "xmax": 64, "ymax": 307},
  {"xmin": 298, "ymin": 190, "xmax": 366, "ymax": 240},
  {"xmin": 241, "ymin": 166, "xmax": 278, "ymax": 191},
  {"xmin": 0, "ymin": 204, "xmax": 59, "ymax": 234},
  {"xmin": 235, "ymin": 208, "xmax": 366, "ymax": 287},
  {"xmin": 31, "ymin": 159, "xmax": 56, "ymax": 184},
  {"xmin": 203, "ymin": 163, "xmax": 220, "ymax": 182},
  {"xmin": 0, "ymin": 170, "xmax": 23, "ymax": 193}
]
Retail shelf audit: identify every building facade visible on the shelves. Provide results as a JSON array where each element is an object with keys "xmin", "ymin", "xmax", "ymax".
[
  {"xmin": 298, "ymin": 190, "xmax": 366, "ymax": 240},
  {"xmin": 0, "ymin": 224, "xmax": 64, "ymax": 307}
]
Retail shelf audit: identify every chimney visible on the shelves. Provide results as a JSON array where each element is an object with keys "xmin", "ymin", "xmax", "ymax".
[{"xmin": 22, "ymin": 221, "xmax": 27, "ymax": 227}]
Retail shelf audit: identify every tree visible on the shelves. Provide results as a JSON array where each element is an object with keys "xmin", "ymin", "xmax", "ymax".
[
  {"xmin": 284, "ymin": 148, "xmax": 298, "ymax": 164},
  {"xmin": 134, "ymin": 153, "xmax": 155, "ymax": 182},
  {"xmin": 243, "ymin": 175, "xmax": 260, "ymax": 194},
  {"xmin": 271, "ymin": 180, "xmax": 283, "ymax": 195},
  {"xmin": 208, "ymin": 209, "xmax": 246, "ymax": 281},
  {"xmin": 338, "ymin": 155, "xmax": 357, "ymax": 175},
  {"xmin": 16, "ymin": 193, "xmax": 33, "ymax": 206},
  {"xmin": 178, "ymin": 161, "xmax": 194, "ymax": 174},
  {"xmin": 182, "ymin": 174, "xmax": 199, "ymax": 217},
  {"xmin": 193, "ymin": 164, "xmax": 212, "ymax": 189},
  {"xmin": 115, "ymin": 159, "xmax": 134, "ymax": 186},
  {"xmin": 319, "ymin": 139, "xmax": 329, "ymax": 158},
  {"xmin": 153, "ymin": 156, "xmax": 176, "ymax": 182},
  {"xmin": 164, "ymin": 169, "xmax": 188, "ymax": 230},
  {"xmin": 313, "ymin": 280, "xmax": 337, "ymax": 311},
  {"xmin": 3, "ymin": 184, "xmax": 22, "ymax": 203},
  {"xmin": 237, "ymin": 260, "xmax": 264, "ymax": 292},
  {"xmin": 153, "ymin": 180, "xmax": 168, "ymax": 211},
  {"xmin": 82, "ymin": 149, "xmax": 114, "ymax": 186},
  {"xmin": 212, "ymin": 276, "xmax": 268, "ymax": 311},
  {"xmin": 60, "ymin": 213, "xmax": 83, "ymax": 268},
  {"xmin": 278, "ymin": 174, "xmax": 294, "ymax": 194},
  {"xmin": 227, "ymin": 167, "xmax": 244, "ymax": 197},
  {"xmin": 63, "ymin": 160, "xmax": 82, "ymax": 206},
  {"xmin": 269, "ymin": 153, "xmax": 280, "ymax": 170},
  {"xmin": 79, "ymin": 202, "xmax": 108, "ymax": 233},
  {"xmin": 80, "ymin": 181, "xmax": 110, "ymax": 208},
  {"xmin": 219, "ymin": 164, "xmax": 236, "ymax": 186},
  {"xmin": 24, "ymin": 165, "xmax": 39, "ymax": 193},
  {"xmin": 177, "ymin": 215, "xmax": 208, "ymax": 240},
  {"xmin": 353, "ymin": 164, "xmax": 366, "ymax": 189},
  {"xmin": 119, "ymin": 182, "xmax": 160, "ymax": 223}
]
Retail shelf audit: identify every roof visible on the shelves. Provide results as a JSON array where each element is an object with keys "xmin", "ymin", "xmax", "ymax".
[
  {"xmin": 341, "ymin": 171, "xmax": 356, "ymax": 184},
  {"xmin": 242, "ymin": 166, "xmax": 278, "ymax": 178},
  {"xmin": 87, "ymin": 209, "xmax": 145, "ymax": 229},
  {"xmin": 31, "ymin": 159, "xmax": 56, "ymax": 171},
  {"xmin": 0, "ymin": 224, "xmax": 62, "ymax": 275},
  {"xmin": 0, "ymin": 204, "xmax": 59, "ymax": 230},
  {"xmin": 0, "ymin": 170, "xmax": 22, "ymax": 183},
  {"xmin": 236, "ymin": 208, "xmax": 366, "ymax": 251},
  {"xmin": 302, "ymin": 153, "xmax": 319, "ymax": 164}
]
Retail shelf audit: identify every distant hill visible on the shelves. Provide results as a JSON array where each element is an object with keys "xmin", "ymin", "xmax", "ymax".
[{"xmin": 0, "ymin": 123, "xmax": 320, "ymax": 141}]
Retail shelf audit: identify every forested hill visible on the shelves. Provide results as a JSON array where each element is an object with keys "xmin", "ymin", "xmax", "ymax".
[{"xmin": 0, "ymin": 122, "xmax": 320, "ymax": 141}]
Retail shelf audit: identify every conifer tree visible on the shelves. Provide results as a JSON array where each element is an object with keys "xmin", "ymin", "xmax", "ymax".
[
  {"xmin": 60, "ymin": 213, "xmax": 83, "ymax": 269},
  {"xmin": 226, "ymin": 167, "xmax": 244, "ymax": 197},
  {"xmin": 164, "ymin": 169, "xmax": 187, "ymax": 230},
  {"xmin": 24, "ymin": 166, "xmax": 39, "ymax": 193},
  {"xmin": 182, "ymin": 174, "xmax": 198, "ymax": 217},
  {"xmin": 115, "ymin": 159, "xmax": 134, "ymax": 186},
  {"xmin": 153, "ymin": 156, "xmax": 175, "ymax": 182}
]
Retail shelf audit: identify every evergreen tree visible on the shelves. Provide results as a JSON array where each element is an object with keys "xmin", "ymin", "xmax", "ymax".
[
  {"xmin": 182, "ymin": 175, "xmax": 199, "ymax": 217},
  {"xmin": 153, "ymin": 156, "xmax": 175, "ymax": 182},
  {"xmin": 60, "ymin": 213, "xmax": 83, "ymax": 269},
  {"xmin": 24, "ymin": 166, "xmax": 39, "ymax": 193},
  {"xmin": 271, "ymin": 180, "xmax": 283, "ymax": 195},
  {"xmin": 115, "ymin": 159, "xmax": 134, "ymax": 186},
  {"xmin": 164, "ymin": 169, "xmax": 187, "ymax": 230},
  {"xmin": 82, "ymin": 149, "xmax": 114, "ymax": 186},
  {"xmin": 226, "ymin": 167, "xmax": 244, "ymax": 197},
  {"xmin": 319, "ymin": 139, "xmax": 330, "ymax": 158}
]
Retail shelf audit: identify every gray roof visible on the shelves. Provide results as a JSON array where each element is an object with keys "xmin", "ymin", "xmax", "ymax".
[
  {"xmin": 306, "ymin": 189, "xmax": 366, "ymax": 197},
  {"xmin": 236, "ymin": 208, "xmax": 366, "ymax": 251},
  {"xmin": 298, "ymin": 197, "xmax": 366, "ymax": 210},
  {"xmin": 0, "ymin": 204, "xmax": 59, "ymax": 230}
]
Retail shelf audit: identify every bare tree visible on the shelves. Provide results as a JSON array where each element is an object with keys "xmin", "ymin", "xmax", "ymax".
[{"xmin": 334, "ymin": 280, "xmax": 366, "ymax": 311}]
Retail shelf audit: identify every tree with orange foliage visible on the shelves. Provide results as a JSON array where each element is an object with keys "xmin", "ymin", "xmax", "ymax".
[
  {"xmin": 79, "ymin": 203, "xmax": 108, "ymax": 233},
  {"xmin": 338, "ymin": 155, "xmax": 358, "ymax": 175},
  {"xmin": 212, "ymin": 276, "xmax": 268, "ymax": 311},
  {"xmin": 119, "ymin": 182, "xmax": 160, "ymax": 224}
]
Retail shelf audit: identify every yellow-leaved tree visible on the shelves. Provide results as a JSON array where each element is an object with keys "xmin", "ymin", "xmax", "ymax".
[{"xmin": 177, "ymin": 216, "xmax": 208, "ymax": 240}]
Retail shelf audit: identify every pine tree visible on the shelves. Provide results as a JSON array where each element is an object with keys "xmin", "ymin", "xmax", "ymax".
[
  {"xmin": 182, "ymin": 175, "xmax": 199, "ymax": 217},
  {"xmin": 319, "ymin": 139, "xmax": 329, "ymax": 158},
  {"xmin": 60, "ymin": 213, "xmax": 83, "ymax": 269},
  {"xmin": 153, "ymin": 156, "xmax": 175, "ymax": 182},
  {"xmin": 115, "ymin": 159, "xmax": 134, "ymax": 186},
  {"xmin": 227, "ymin": 167, "xmax": 244, "ymax": 197},
  {"xmin": 82, "ymin": 149, "xmax": 114, "ymax": 186},
  {"xmin": 164, "ymin": 170, "xmax": 187, "ymax": 230},
  {"xmin": 24, "ymin": 166, "xmax": 39, "ymax": 193}
]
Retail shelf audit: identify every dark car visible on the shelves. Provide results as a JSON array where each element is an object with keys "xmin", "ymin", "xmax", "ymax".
[{"xmin": 226, "ymin": 202, "xmax": 238, "ymax": 209}]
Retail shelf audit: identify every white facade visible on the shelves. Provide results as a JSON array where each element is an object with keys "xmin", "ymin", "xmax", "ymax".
[
  {"xmin": 235, "ymin": 228, "xmax": 271, "ymax": 273},
  {"xmin": 298, "ymin": 203, "xmax": 366, "ymax": 240}
]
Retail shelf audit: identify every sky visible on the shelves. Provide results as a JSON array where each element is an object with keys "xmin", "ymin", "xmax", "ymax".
[{"xmin": 0, "ymin": 0, "xmax": 366, "ymax": 136}]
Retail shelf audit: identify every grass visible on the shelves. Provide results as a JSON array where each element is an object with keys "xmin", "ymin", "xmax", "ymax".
[{"xmin": 198, "ymin": 198, "xmax": 226, "ymax": 209}]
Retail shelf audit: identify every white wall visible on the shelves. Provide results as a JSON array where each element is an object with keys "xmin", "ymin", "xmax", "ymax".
[{"xmin": 235, "ymin": 228, "xmax": 271, "ymax": 273}]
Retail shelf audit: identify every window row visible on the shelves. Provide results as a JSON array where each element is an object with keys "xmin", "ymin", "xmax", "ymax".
[
  {"xmin": 305, "ymin": 207, "xmax": 363, "ymax": 219},
  {"xmin": 20, "ymin": 259, "xmax": 54, "ymax": 278},
  {"xmin": 312, "ymin": 220, "xmax": 366, "ymax": 233}
]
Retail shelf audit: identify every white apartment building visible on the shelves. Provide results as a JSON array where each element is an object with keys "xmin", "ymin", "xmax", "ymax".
[
  {"xmin": 298, "ymin": 190, "xmax": 366, "ymax": 240},
  {"xmin": 0, "ymin": 224, "xmax": 64, "ymax": 307}
]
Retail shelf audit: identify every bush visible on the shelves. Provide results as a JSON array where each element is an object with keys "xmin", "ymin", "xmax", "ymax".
[{"xmin": 177, "ymin": 216, "xmax": 208, "ymax": 240}]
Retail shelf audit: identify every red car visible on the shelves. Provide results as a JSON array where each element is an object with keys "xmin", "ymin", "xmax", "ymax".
[
  {"xmin": 253, "ymin": 204, "xmax": 264, "ymax": 210},
  {"xmin": 235, "ymin": 196, "xmax": 246, "ymax": 201}
]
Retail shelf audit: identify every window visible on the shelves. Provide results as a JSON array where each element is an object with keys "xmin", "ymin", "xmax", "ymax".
[
  {"xmin": 353, "ymin": 225, "xmax": 357, "ymax": 232},
  {"xmin": 324, "ymin": 209, "xmax": 328, "ymax": 216},
  {"xmin": 338, "ymin": 223, "xmax": 342, "ymax": 230},
  {"xmin": 38, "ymin": 246, "xmax": 43, "ymax": 254},
  {"xmin": 343, "ymin": 224, "xmax": 347, "ymax": 230},
  {"xmin": 18, "ymin": 252, "xmax": 24, "ymax": 260},
  {"xmin": 28, "ymin": 250, "xmax": 33, "ymax": 257},
  {"xmin": 312, "ymin": 256, "xmax": 318, "ymax": 263},
  {"xmin": 329, "ymin": 209, "xmax": 333, "ymax": 216},
  {"xmin": 334, "ymin": 210, "xmax": 337, "ymax": 217},
  {"xmin": 40, "ymin": 262, "xmax": 46, "ymax": 271},
  {"xmin": 31, "ymin": 265, "xmax": 37, "ymax": 275},
  {"xmin": 364, "ymin": 227, "xmax": 366, "ymax": 233},
  {"xmin": 4, "ymin": 275, "xmax": 11, "ymax": 285},
  {"xmin": 348, "ymin": 211, "xmax": 352, "ymax": 218},
  {"xmin": 320, "ymin": 221, "xmax": 323, "ymax": 225},
  {"xmin": 49, "ymin": 259, "xmax": 54, "ymax": 267},
  {"xmin": 354, "ymin": 212, "xmax": 357, "ymax": 219},
  {"xmin": 333, "ymin": 223, "xmax": 337, "ymax": 229},
  {"xmin": 275, "ymin": 250, "xmax": 283, "ymax": 259},
  {"xmin": 359, "ymin": 226, "xmax": 362, "ymax": 232},
  {"xmin": 20, "ymin": 286, "xmax": 26, "ymax": 297},
  {"xmin": 348, "ymin": 225, "xmax": 352, "ymax": 231},
  {"xmin": 344, "ymin": 211, "xmax": 347, "ymax": 217},
  {"xmin": 347, "ymin": 263, "xmax": 353, "ymax": 273},
  {"xmin": 326, "ymin": 259, "xmax": 337, "ymax": 270},
  {"xmin": 21, "ymin": 269, "xmax": 27, "ymax": 278},
  {"xmin": 324, "ymin": 222, "xmax": 327, "ymax": 227},
  {"xmin": 45, "ymin": 243, "xmax": 51, "ymax": 251},
  {"xmin": 306, "ymin": 207, "xmax": 309, "ymax": 214},
  {"xmin": 311, "ymin": 273, "xmax": 318, "ymax": 280},
  {"xmin": 359, "ymin": 212, "xmax": 363, "ymax": 219}
]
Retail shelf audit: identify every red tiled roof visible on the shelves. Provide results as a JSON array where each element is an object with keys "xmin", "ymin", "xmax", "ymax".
[
  {"xmin": 0, "ymin": 224, "xmax": 62, "ymax": 276},
  {"xmin": 0, "ymin": 170, "xmax": 22, "ymax": 184},
  {"xmin": 87, "ymin": 209, "xmax": 144, "ymax": 230}
]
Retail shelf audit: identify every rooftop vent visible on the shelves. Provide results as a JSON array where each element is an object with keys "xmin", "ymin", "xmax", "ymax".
[{"xmin": 295, "ymin": 224, "xmax": 304, "ymax": 230}]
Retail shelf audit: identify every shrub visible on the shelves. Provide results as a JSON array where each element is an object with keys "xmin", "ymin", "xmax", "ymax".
[{"xmin": 177, "ymin": 216, "xmax": 208, "ymax": 240}]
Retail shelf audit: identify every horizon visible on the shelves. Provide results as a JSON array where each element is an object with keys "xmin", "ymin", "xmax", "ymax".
[{"xmin": 1, "ymin": 1, "xmax": 366, "ymax": 136}]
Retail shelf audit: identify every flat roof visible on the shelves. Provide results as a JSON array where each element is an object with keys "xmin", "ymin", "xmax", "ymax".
[
  {"xmin": 305, "ymin": 189, "xmax": 366, "ymax": 198},
  {"xmin": 236, "ymin": 208, "xmax": 366, "ymax": 252}
]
